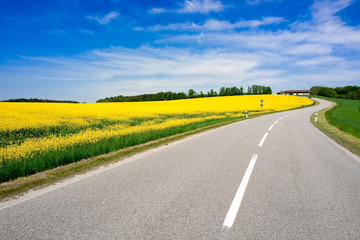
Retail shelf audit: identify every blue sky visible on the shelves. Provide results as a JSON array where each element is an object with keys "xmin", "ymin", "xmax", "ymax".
[{"xmin": 1, "ymin": 0, "xmax": 359, "ymax": 102}]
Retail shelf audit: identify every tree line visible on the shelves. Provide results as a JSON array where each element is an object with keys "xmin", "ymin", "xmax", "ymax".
[
  {"xmin": 2, "ymin": 98, "xmax": 79, "ymax": 103},
  {"xmin": 96, "ymin": 85, "xmax": 272, "ymax": 103},
  {"xmin": 310, "ymin": 86, "xmax": 360, "ymax": 100}
]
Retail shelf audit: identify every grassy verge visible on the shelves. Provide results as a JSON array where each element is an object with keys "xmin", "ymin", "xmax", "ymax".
[{"xmin": 310, "ymin": 100, "xmax": 360, "ymax": 156}]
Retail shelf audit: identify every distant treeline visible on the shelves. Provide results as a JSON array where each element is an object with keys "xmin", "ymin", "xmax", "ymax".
[
  {"xmin": 96, "ymin": 85, "xmax": 272, "ymax": 103},
  {"xmin": 3, "ymin": 98, "xmax": 79, "ymax": 103},
  {"xmin": 310, "ymin": 86, "xmax": 360, "ymax": 100}
]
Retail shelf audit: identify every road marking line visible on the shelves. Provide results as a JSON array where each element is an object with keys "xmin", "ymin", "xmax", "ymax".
[
  {"xmin": 268, "ymin": 124, "xmax": 274, "ymax": 131},
  {"xmin": 274, "ymin": 120, "xmax": 279, "ymax": 124},
  {"xmin": 223, "ymin": 154, "xmax": 258, "ymax": 228},
  {"xmin": 258, "ymin": 132, "xmax": 268, "ymax": 147}
]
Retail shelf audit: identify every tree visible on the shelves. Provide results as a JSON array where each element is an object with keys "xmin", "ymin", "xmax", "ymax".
[
  {"xmin": 347, "ymin": 91, "xmax": 357, "ymax": 100},
  {"xmin": 230, "ymin": 86, "xmax": 240, "ymax": 95},
  {"xmin": 207, "ymin": 89, "xmax": 215, "ymax": 97},
  {"xmin": 310, "ymin": 86, "xmax": 324, "ymax": 95},
  {"xmin": 264, "ymin": 86, "xmax": 272, "ymax": 94},
  {"xmin": 188, "ymin": 89, "xmax": 196, "ymax": 98},
  {"xmin": 225, "ymin": 87, "xmax": 231, "ymax": 96},
  {"xmin": 239, "ymin": 87, "xmax": 244, "ymax": 95},
  {"xmin": 219, "ymin": 87, "xmax": 226, "ymax": 96},
  {"xmin": 247, "ymin": 86, "xmax": 252, "ymax": 95},
  {"xmin": 356, "ymin": 88, "xmax": 360, "ymax": 100},
  {"xmin": 318, "ymin": 87, "xmax": 338, "ymax": 98}
]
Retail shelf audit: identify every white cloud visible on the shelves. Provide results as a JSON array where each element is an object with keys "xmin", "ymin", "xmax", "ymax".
[
  {"xmin": 79, "ymin": 29, "xmax": 94, "ymax": 34},
  {"xmin": 294, "ymin": 56, "xmax": 345, "ymax": 66},
  {"xmin": 286, "ymin": 44, "xmax": 333, "ymax": 55},
  {"xmin": 148, "ymin": 0, "xmax": 225, "ymax": 15},
  {"xmin": 310, "ymin": 0, "xmax": 353, "ymax": 23},
  {"xmin": 145, "ymin": 17, "xmax": 285, "ymax": 32},
  {"xmin": 148, "ymin": 22, "xmax": 201, "ymax": 31},
  {"xmin": 155, "ymin": 0, "xmax": 360, "ymax": 53},
  {"xmin": 178, "ymin": 0, "xmax": 225, "ymax": 14},
  {"xmin": 290, "ymin": 0, "xmax": 360, "ymax": 50},
  {"xmin": 87, "ymin": 11, "xmax": 119, "ymax": 25},
  {"xmin": 149, "ymin": 8, "xmax": 166, "ymax": 14}
]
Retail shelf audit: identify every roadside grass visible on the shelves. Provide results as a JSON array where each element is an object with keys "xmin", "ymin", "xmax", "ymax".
[
  {"xmin": 0, "ymin": 107, "xmax": 306, "ymax": 201},
  {"xmin": 311, "ymin": 99, "xmax": 360, "ymax": 156},
  {"xmin": 312, "ymin": 96, "xmax": 360, "ymax": 138}
]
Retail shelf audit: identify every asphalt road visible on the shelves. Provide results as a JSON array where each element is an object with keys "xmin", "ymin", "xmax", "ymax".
[{"xmin": 1, "ymin": 98, "xmax": 359, "ymax": 239}]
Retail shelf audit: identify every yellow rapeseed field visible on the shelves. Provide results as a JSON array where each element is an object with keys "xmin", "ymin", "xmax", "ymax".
[{"xmin": 0, "ymin": 95, "xmax": 312, "ymax": 164}]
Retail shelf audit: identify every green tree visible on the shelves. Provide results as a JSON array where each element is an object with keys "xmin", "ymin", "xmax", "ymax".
[
  {"xmin": 230, "ymin": 86, "xmax": 240, "ymax": 95},
  {"xmin": 188, "ymin": 89, "xmax": 196, "ymax": 98},
  {"xmin": 347, "ymin": 91, "xmax": 357, "ymax": 100},
  {"xmin": 310, "ymin": 86, "xmax": 323, "ymax": 95},
  {"xmin": 318, "ymin": 87, "xmax": 338, "ymax": 98},
  {"xmin": 356, "ymin": 88, "xmax": 360, "ymax": 100},
  {"xmin": 264, "ymin": 86, "xmax": 272, "ymax": 94},
  {"xmin": 219, "ymin": 87, "xmax": 226, "ymax": 96},
  {"xmin": 239, "ymin": 87, "xmax": 244, "ymax": 95}
]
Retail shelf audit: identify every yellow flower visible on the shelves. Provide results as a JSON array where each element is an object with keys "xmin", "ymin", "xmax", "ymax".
[{"xmin": 0, "ymin": 95, "xmax": 312, "ymax": 162}]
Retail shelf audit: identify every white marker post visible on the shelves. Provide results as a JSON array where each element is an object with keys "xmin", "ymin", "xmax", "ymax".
[
  {"xmin": 315, "ymin": 111, "xmax": 318, "ymax": 122},
  {"xmin": 245, "ymin": 110, "xmax": 248, "ymax": 118}
]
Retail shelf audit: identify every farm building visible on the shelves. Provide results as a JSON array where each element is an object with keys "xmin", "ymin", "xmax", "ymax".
[{"xmin": 279, "ymin": 90, "xmax": 310, "ymax": 96}]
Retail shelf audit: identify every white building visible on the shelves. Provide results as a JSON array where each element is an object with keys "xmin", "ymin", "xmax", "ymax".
[{"xmin": 280, "ymin": 90, "xmax": 310, "ymax": 96}]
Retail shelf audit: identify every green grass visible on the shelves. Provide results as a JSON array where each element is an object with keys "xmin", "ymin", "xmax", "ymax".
[
  {"xmin": 310, "ymin": 97, "xmax": 360, "ymax": 156},
  {"xmin": 313, "ymin": 96, "xmax": 360, "ymax": 138}
]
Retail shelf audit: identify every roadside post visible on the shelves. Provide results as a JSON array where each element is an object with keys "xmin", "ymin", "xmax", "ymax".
[
  {"xmin": 315, "ymin": 111, "xmax": 318, "ymax": 122},
  {"xmin": 245, "ymin": 110, "xmax": 248, "ymax": 118}
]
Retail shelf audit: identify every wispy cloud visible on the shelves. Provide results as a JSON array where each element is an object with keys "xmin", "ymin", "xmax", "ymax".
[
  {"xmin": 149, "ymin": 8, "xmax": 166, "ymax": 14},
  {"xmin": 87, "ymin": 11, "xmax": 119, "ymax": 25},
  {"xmin": 291, "ymin": 0, "xmax": 360, "ymax": 48},
  {"xmin": 144, "ymin": 17, "xmax": 285, "ymax": 32},
  {"xmin": 79, "ymin": 29, "xmax": 94, "ymax": 34},
  {"xmin": 178, "ymin": 0, "xmax": 225, "ymax": 14},
  {"xmin": 155, "ymin": 0, "xmax": 360, "ymax": 53},
  {"xmin": 149, "ymin": 0, "xmax": 226, "ymax": 15},
  {"xmin": 310, "ymin": 0, "xmax": 353, "ymax": 23}
]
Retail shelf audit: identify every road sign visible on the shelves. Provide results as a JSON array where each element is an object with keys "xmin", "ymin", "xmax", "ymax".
[
  {"xmin": 260, "ymin": 104, "xmax": 263, "ymax": 108},
  {"xmin": 260, "ymin": 99, "xmax": 264, "ymax": 103}
]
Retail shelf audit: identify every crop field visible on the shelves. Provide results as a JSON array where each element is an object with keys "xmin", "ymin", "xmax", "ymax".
[{"xmin": 0, "ymin": 95, "xmax": 312, "ymax": 183}]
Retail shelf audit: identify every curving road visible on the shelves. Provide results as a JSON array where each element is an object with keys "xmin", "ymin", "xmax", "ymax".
[{"xmin": 1, "ymin": 98, "xmax": 359, "ymax": 239}]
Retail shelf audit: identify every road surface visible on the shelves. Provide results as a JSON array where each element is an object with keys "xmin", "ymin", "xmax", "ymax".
[{"xmin": 1, "ymin": 98, "xmax": 359, "ymax": 239}]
